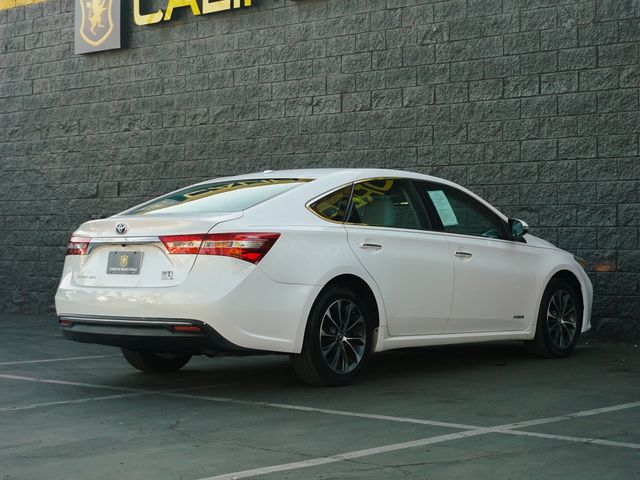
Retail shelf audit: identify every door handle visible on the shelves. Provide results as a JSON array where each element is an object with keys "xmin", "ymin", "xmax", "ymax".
[
  {"xmin": 359, "ymin": 242, "xmax": 382, "ymax": 250},
  {"xmin": 453, "ymin": 251, "xmax": 472, "ymax": 258}
]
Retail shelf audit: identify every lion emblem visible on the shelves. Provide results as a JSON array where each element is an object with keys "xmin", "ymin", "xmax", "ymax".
[
  {"xmin": 86, "ymin": 0, "xmax": 107, "ymax": 35},
  {"xmin": 78, "ymin": 0, "xmax": 114, "ymax": 48}
]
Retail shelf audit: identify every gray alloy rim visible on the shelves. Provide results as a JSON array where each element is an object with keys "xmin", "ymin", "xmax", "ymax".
[
  {"xmin": 319, "ymin": 299, "xmax": 367, "ymax": 374},
  {"xmin": 546, "ymin": 289, "xmax": 578, "ymax": 350}
]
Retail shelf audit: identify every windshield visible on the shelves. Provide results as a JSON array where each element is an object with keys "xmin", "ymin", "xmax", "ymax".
[{"xmin": 125, "ymin": 179, "xmax": 310, "ymax": 216}]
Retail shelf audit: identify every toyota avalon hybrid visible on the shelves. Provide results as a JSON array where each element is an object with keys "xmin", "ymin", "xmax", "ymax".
[{"xmin": 56, "ymin": 169, "xmax": 593, "ymax": 385}]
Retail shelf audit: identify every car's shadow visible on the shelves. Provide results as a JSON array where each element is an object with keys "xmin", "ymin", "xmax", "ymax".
[{"xmin": 111, "ymin": 341, "xmax": 592, "ymax": 393}]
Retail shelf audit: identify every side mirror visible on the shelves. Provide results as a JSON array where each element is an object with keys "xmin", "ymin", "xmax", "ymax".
[{"xmin": 509, "ymin": 218, "xmax": 529, "ymax": 239}]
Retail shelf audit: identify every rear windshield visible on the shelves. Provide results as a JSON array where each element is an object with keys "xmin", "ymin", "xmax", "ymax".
[{"xmin": 125, "ymin": 179, "xmax": 310, "ymax": 215}]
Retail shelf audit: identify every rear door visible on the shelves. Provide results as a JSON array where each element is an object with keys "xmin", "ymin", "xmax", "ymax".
[
  {"xmin": 413, "ymin": 181, "xmax": 536, "ymax": 333},
  {"xmin": 344, "ymin": 178, "xmax": 454, "ymax": 336}
]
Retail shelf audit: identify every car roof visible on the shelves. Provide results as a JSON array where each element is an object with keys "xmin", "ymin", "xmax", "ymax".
[{"xmin": 203, "ymin": 168, "xmax": 454, "ymax": 185}]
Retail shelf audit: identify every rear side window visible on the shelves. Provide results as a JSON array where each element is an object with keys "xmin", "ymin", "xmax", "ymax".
[
  {"xmin": 308, "ymin": 185, "xmax": 353, "ymax": 222},
  {"xmin": 125, "ymin": 179, "xmax": 310, "ymax": 215},
  {"xmin": 347, "ymin": 179, "xmax": 426, "ymax": 230}
]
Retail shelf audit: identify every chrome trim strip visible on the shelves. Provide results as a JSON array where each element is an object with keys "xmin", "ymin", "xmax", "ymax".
[{"xmin": 89, "ymin": 236, "xmax": 161, "ymax": 244}]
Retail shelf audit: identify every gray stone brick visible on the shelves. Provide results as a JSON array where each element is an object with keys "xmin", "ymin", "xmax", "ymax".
[
  {"xmin": 504, "ymin": 75, "xmax": 540, "ymax": 98},
  {"xmin": 599, "ymin": 135, "xmax": 638, "ymax": 158},
  {"xmin": 541, "ymin": 72, "xmax": 578, "ymax": 95},
  {"xmin": 541, "ymin": 27, "xmax": 577, "ymax": 51},
  {"xmin": 435, "ymin": 82, "xmax": 468, "ymax": 104},
  {"xmin": 469, "ymin": 79, "xmax": 503, "ymax": 101},
  {"xmin": 559, "ymin": 136, "xmax": 597, "ymax": 159},
  {"xmin": 504, "ymin": 31, "xmax": 540, "ymax": 54},
  {"xmin": 450, "ymin": 60, "xmax": 484, "ymax": 82},
  {"xmin": 417, "ymin": 64, "xmax": 450, "ymax": 85},
  {"xmin": 522, "ymin": 96, "xmax": 557, "ymax": 118},
  {"xmin": 559, "ymin": 47, "xmax": 597, "ymax": 70},
  {"xmin": 579, "ymin": 22, "xmax": 619, "ymax": 46},
  {"xmin": 558, "ymin": 92, "xmax": 597, "ymax": 115},
  {"xmin": 596, "ymin": 0, "xmax": 638, "ymax": 21}
]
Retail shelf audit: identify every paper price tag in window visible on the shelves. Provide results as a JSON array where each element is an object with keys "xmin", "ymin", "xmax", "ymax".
[{"xmin": 428, "ymin": 190, "xmax": 458, "ymax": 227}]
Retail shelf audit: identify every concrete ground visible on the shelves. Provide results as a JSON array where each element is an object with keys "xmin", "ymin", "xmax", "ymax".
[{"xmin": 0, "ymin": 315, "xmax": 638, "ymax": 480}]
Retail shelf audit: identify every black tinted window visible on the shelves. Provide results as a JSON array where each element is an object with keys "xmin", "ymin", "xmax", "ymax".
[
  {"xmin": 348, "ymin": 179, "xmax": 426, "ymax": 230},
  {"xmin": 125, "ymin": 179, "xmax": 310, "ymax": 215},
  {"xmin": 309, "ymin": 185, "xmax": 353, "ymax": 222},
  {"xmin": 417, "ymin": 183, "xmax": 505, "ymax": 238}
]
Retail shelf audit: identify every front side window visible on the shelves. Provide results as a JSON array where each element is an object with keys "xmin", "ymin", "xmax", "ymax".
[
  {"xmin": 125, "ymin": 179, "xmax": 310, "ymax": 215},
  {"xmin": 347, "ymin": 179, "xmax": 426, "ymax": 230},
  {"xmin": 416, "ymin": 182, "xmax": 506, "ymax": 239}
]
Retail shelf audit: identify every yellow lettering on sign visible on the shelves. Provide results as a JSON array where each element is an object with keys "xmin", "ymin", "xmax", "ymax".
[
  {"xmin": 164, "ymin": 0, "xmax": 201, "ymax": 21},
  {"xmin": 202, "ymin": 0, "xmax": 250, "ymax": 14},
  {"xmin": 202, "ymin": 0, "xmax": 229, "ymax": 14},
  {"xmin": 133, "ymin": 0, "xmax": 163, "ymax": 25}
]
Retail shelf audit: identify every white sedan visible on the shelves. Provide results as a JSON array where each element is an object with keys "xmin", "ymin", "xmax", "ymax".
[{"xmin": 56, "ymin": 169, "xmax": 593, "ymax": 385}]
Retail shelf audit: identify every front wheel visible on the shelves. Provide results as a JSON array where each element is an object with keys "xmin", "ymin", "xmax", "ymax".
[
  {"xmin": 121, "ymin": 349, "xmax": 191, "ymax": 373},
  {"xmin": 525, "ymin": 278, "xmax": 583, "ymax": 358},
  {"xmin": 290, "ymin": 285, "xmax": 374, "ymax": 386}
]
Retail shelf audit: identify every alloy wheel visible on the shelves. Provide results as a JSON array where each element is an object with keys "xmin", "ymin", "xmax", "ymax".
[
  {"xmin": 546, "ymin": 289, "xmax": 578, "ymax": 350},
  {"xmin": 319, "ymin": 299, "xmax": 367, "ymax": 374}
]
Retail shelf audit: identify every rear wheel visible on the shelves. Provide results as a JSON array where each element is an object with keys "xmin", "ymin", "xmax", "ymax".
[
  {"xmin": 526, "ymin": 278, "xmax": 582, "ymax": 358},
  {"xmin": 121, "ymin": 348, "xmax": 191, "ymax": 373},
  {"xmin": 290, "ymin": 285, "xmax": 374, "ymax": 386}
]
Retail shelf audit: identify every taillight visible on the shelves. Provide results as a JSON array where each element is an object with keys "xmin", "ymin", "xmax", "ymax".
[
  {"xmin": 200, "ymin": 233, "xmax": 280, "ymax": 264},
  {"xmin": 66, "ymin": 236, "xmax": 91, "ymax": 255},
  {"xmin": 160, "ymin": 233, "xmax": 280, "ymax": 264},
  {"xmin": 160, "ymin": 235, "xmax": 204, "ymax": 254}
]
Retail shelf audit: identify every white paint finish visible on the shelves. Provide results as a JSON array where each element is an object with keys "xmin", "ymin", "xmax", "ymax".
[
  {"xmin": 0, "ymin": 355, "xmax": 117, "ymax": 366},
  {"xmin": 346, "ymin": 226, "xmax": 453, "ymax": 336},
  {"xmin": 446, "ymin": 236, "xmax": 537, "ymax": 333}
]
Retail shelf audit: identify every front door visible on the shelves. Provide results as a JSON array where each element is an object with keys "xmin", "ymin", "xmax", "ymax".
[{"xmin": 414, "ymin": 181, "xmax": 537, "ymax": 333}]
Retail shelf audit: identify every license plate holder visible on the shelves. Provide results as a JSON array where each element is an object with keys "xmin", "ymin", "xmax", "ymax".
[{"xmin": 107, "ymin": 251, "xmax": 142, "ymax": 275}]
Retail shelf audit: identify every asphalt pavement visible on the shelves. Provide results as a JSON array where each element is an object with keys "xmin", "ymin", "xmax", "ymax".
[{"xmin": 0, "ymin": 314, "xmax": 638, "ymax": 480}]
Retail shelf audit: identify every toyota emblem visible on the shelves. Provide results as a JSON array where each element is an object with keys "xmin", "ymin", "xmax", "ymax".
[{"xmin": 115, "ymin": 223, "xmax": 127, "ymax": 235}]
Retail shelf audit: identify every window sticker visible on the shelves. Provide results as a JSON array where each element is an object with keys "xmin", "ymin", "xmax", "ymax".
[{"xmin": 428, "ymin": 190, "xmax": 458, "ymax": 227}]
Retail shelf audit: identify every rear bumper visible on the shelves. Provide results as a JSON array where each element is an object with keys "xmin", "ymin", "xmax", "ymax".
[
  {"xmin": 58, "ymin": 315, "xmax": 252, "ymax": 355},
  {"xmin": 56, "ymin": 256, "xmax": 319, "ymax": 354}
]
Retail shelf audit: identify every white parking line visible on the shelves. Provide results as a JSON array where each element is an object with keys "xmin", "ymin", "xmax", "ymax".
[
  {"xmin": 198, "ymin": 400, "xmax": 640, "ymax": 480},
  {"xmin": 495, "ymin": 401, "xmax": 640, "ymax": 430},
  {"xmin": 199, "ymin": 429, "xmax": 492, "ymax": 480},
  {"xmin": 0, "ymin": 373, "xmax": 476, "ymax": 430},
  {"xmin": 503, "ymin": 429, "xmax": 640, "ymax": 450},
  {"xmin": 0, "ymin": 355, "xmax": 117, "ymax": 366},
  {"xmin": 0, "ymin": 373, "xmax": 147, "ymax": 393},
  {"xmin": 165, "ymin": 392, "xmax": 478, "ymax": 430},
  {"xmin": 0, "ymin": 393, "xmax": 145, "ymax": 413},
  {"xmin": 1, "ymin": 370, "xmax": 638, "ymax": 480}
]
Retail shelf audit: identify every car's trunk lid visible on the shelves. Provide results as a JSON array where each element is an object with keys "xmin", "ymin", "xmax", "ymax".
[{"xmin": 70, "ymin": 212, "xmax": 242, "ymax": 288}]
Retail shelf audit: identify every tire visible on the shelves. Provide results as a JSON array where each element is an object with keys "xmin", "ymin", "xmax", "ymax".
[
  {"xmin": 525, "ymin": 278, "xmax": 583, "ymax": 358},
  {"xmin": 121, "ymin": 348, "xmax": 191, "ymax": 373},
  {"xmin": 290, "ymin": 285, "xmax": 374, "ymax": 386}
]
